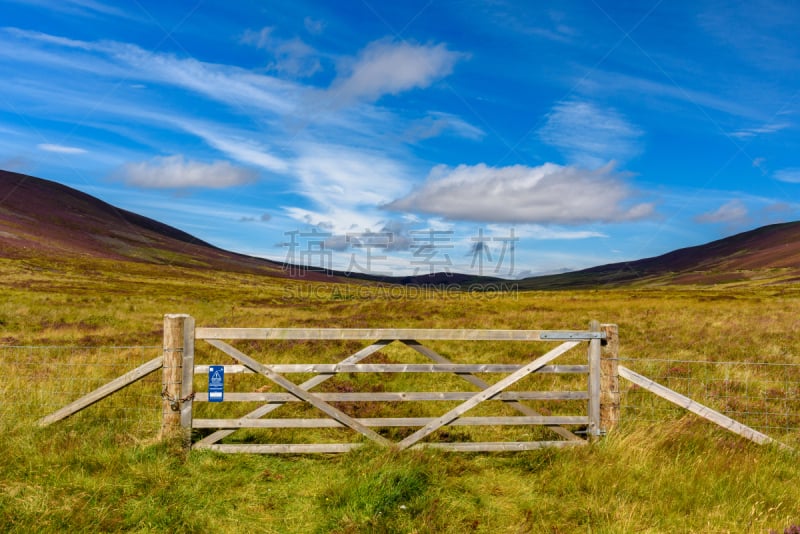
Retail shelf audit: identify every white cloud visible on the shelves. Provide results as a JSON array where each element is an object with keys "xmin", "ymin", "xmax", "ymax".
[
  {"xmin": 120, "ymin": 155, "xmax": 258, "ymax": 189},
  {"xmin": 538, "ymin": 100, "xmax": 643, "ymax": 168},
  {"xmin": 293, "ymin": 142, "xmax": 411, "ymax": 209},
  {"xmin": 276, "ymin": 143, "xmax": 415, "ymax": 235},
  {"xmin": 731, "ymin": 122, "xmax": 791, "ymax": 138},
  {"xmin": 774, "ymin": 168, "xmax": 800, "ymax": 183},
  {"xmin": 329, "ymin": 39, "xmax": 464, "ymax": 103},
  {"xmin": 37, "ymin": 143, "xmax": 87, "ymax": 154},
  {"xmin": 281, "ymin": 205, "xmax": 383, "ymax": 235},
  {"xmin": 384, "ymin": 162, "xmax": 654, "ymax": 224},
  {"xmin": 241, "ymin": 27, "xmax": 321, "ymax": 78},
  {"xmin": 695, "ymin": 199, "xmax": 749, "ymax": 224}
]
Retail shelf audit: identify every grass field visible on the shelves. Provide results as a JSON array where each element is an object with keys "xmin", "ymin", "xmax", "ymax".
[{"xmin": 1, "ymin": 257, "xmax": 799, "ymax": 532}]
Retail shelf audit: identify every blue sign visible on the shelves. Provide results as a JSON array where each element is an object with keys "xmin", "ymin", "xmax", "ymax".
[{"xmin": 208, "ymin": 365, "xmax": 224, "ymax": 402}]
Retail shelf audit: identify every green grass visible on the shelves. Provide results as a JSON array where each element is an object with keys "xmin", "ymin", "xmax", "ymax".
[
  {"xmin": 2, "ymin": 256, "xmax": 800, "ymax": 532},
  {"xmin": 2, "ymin": 416, "xmax": 798, "ymax": 532}
]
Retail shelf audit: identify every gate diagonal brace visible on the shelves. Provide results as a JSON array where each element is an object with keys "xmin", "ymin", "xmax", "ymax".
[
  {"xmin": 397, "ymin": 341, "xmax": 580, "ymax": 450},
  {"xmin": 195, "ymin": 340, "xmax": 393, "ymax": 447},
  {"xmin": 204, "ymin": 339, "xmax": 391, "ymax": 447},
  {"xmin": 402, "ymin": 340, "xmax": 584, "ymax": 442}
]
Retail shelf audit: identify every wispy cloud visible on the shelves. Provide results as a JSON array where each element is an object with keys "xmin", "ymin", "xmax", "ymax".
[
  {"xmin": 774, "ymin": 168, "xmax": 800, "ymax": 183},
  {"xmin": 240, "ymin": 213, "xmax": 272, "ymax": 223},
  {"xmin": 119, "ymin": 155, "xmax": 258, "ymax": 189},
  {"xmin": 698, "ymin": 1, "xmax": 800, "ymax": 72},
  {"xmin": 37, "ymin": 143, "xmax": 87, "ymax": 154},
  {"xmin": 492, "ymin": 224, "xmax": 606, "ymax": 240},
  {"xmin": 293, "ymin": 144, "xmax": 408, "ymax": 207},
  {"xmin": 304, "ymin": 17, "xmax": 325, "ymax": 35},
  {"xmin": 695, "ymin": 199, "xmax": 749, "ymax": 224},
  {"xmin": 538, "ymin": 100, "xmax": 643, "ymax": 168},
  {"xmin": 731, "ymin": 122, "xmax": 792, "ymax": 138},
  {"xmin": 241, "ymin": 26, "xmax": 322, "ymax": 78},
  {"xmin": 175, "ymin": 121, "xmax": 290, "ymax": 173},
  {"xmin": 401, "ymin": 112, "xmax": 485, "ymax": 143},
  {"xmin": 384, "ymin": 162, "xmax": 654, "ymax": 224},
  {"xmin": 3, "ymin": 0, "xmax": 135, "ymax": 20},
  {"xmin": 1, "ymin": 26, "xmax": 487, "ymax": 241},
  {"xmin": 581, "ymin": 69, "xmax": 772, "ymax": 122}
]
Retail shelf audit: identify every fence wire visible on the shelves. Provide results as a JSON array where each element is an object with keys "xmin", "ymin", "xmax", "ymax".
[
  {"xmin": 1, "ymin": 345, "xmax": 161, "ymax": 436},
  {"xmin": 3, "ymin": 346, "xmax": 799, "ymax": 445},
  {"xmin": 619, "ymin": 357, "xmax": 800, "ymax": 442}
]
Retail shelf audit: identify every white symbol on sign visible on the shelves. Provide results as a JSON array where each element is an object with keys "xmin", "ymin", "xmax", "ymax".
[{"xmin": 211, "ymin": 371, "xmax": 223, "ymax": 386}]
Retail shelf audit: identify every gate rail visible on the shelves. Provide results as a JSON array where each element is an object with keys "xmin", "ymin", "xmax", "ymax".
[{"xmin": 182, "ymin": 318, "xmax": 618, "ymax": 453}]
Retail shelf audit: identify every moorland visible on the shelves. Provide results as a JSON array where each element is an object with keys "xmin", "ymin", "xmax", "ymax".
[{"xmin": 1, "ymin": 171, "xmax": 799, "ymax": 532}]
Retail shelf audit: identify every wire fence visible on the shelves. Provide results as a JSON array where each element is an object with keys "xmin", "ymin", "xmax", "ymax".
[
  {"xmin": 3, "ymin": 345, "xmax": 799, "ymax": 445},
  {"xmin": 1, "ymin": 345, "xmax": 162, "ymax": 436},
  {"xmin": 619, "ymin": 357, "xmax": 800, "ymax": 443}
]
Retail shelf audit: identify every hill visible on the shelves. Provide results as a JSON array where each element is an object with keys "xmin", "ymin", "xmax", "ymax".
[
  {"xmin": 518, "ymin": 221, "xmax": 800, "ymax": 288},
  {"xmin": 0, "ymin": 170, "xmax": 339, "ymax": 280}
]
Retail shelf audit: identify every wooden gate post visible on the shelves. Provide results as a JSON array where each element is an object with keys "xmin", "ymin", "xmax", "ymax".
[
  {"xmin": 600, "ymin": 323, "xmax": 620, "ymax": 434},
  {"xmin": 587, "ymin": 320, "xmax": 602, "ymax": 440},
  {"xmin": 160, "ymin": 314, "xmax": 195, "ymax": 447}
]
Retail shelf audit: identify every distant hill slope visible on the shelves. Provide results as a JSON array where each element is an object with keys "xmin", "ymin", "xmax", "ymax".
[
  {"xmin": 2, "ymin": 169, "xmax": 799, "ymax": 288},
  {"xmin": 518, "ymin": 221, "xmax": 800, "ymax": 288},
  {"xmin": 0, "ymin": 170, "xmax": 333, "ymax": 279}
]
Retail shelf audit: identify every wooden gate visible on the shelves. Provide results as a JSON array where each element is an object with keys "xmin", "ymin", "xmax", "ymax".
[
  {"xmin": 36, "ymin": 315, "xmax": 789, "ymax": 452},
  {"xmin": 165, "ymin": 316, "xmax": 620, "ymax": 453}
]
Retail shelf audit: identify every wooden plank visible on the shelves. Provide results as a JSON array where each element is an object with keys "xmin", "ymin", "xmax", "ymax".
[
  {"xmin": 180, "ymin": 315, "xmax": 195, "ymax": 438},
  {"xmin": 414, "ymin": 441, "xmax": 587, "ymax": 452},
  {"xmin": 192, "ymin": 416, "xmax": 589, "ymax": 429},
  {"xmin": 587, "ymin": 320, "xmax": 601, "ymax": 439},
  {"xmin": 193, "ymin": 391, "xmax": 590, "ymax": 402},
  {"xmin": 196, "ymin": 327, "xmax": 602, "ymax": 341},
  {"xmin": 197, "ymin": 441, "xmax": 586, "ymax": 453},
  {"xmin": 195, "ymin": 443, "xmax": 362, "ymax": 454},
  {"xmin": 397, "ymin": 341, "xmax": 580, "ymax": 450},
  {"xmin": 37, "ymin": 356, "xmax": 163, "ymax": 426},
  {"xmin": 404, "ymin": 341, "xmax": 585, "ymax": 442},
  {"xmin": 619, "ymin": 366, "xmax": 791, "ymax": 450},
  {"xmin": 194, "ymin": 340, "xmax": 392, "ymax": 447},
  {"xmin": 204, "ymin": 339, "xmax": 391, "ymax": 446},
  {"xmin": 194, "ymin": 364, "xmax": 588, "ymax": 374}
]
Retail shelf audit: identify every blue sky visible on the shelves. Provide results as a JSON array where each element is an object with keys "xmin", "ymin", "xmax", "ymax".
[{"xmin": 1, "ymin": 0, "xmax": 798, "ymax": 278}]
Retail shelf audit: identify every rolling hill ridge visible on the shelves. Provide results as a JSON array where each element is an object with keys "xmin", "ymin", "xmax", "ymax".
[
  {"xmin": 0, "ymin": 170, "xmax": 316, "ymax": 278},
  {"xmin": 518, "ymin": 221, "xmax": 800, "ymax": 288},
  {"xmin": 2, "ymin": 169, "xmax": 799, "ymax": 287}
]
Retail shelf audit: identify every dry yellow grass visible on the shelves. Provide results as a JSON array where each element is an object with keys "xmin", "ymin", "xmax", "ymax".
[{"xmin": 1, "ymin": 257, "xmax": 799, "ymax": 532}]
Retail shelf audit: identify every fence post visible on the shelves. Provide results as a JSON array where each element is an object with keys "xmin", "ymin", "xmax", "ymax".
[
  {"xmin": 600, "ymin": 323, "xmax": 620, "ymax": 434},
  {"xmin": 587, "ymin": 320, "xmax": 601, "ymax": 440},
  {"xmin": 160, "ymin": 314, "xmax": 195, "ymax": 447}
]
